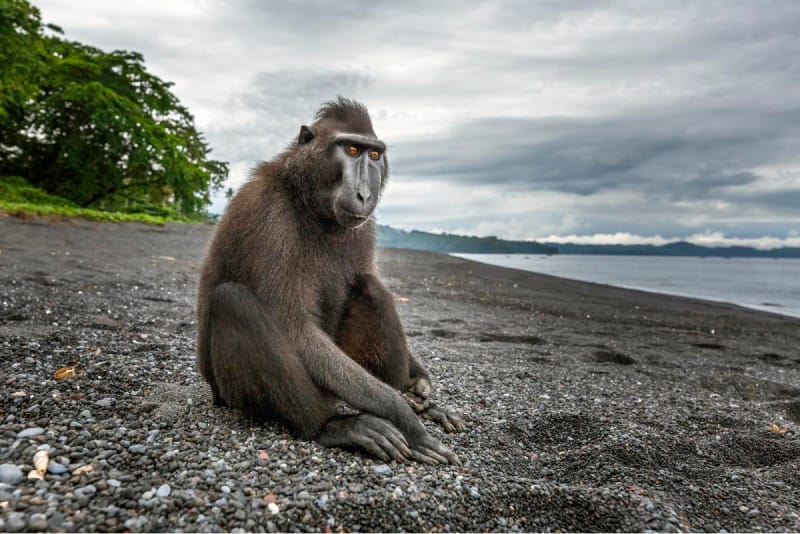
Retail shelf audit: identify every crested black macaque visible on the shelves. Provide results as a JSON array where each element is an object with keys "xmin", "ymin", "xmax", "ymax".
[{"xmin": 197, "ymin": 97, "xmax": 465, "ymax": 464}]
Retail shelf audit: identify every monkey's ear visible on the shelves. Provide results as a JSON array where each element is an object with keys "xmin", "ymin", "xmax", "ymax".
[{"xmin": 298, "ymin": 125, "xmax": 315, "ymax": 145}]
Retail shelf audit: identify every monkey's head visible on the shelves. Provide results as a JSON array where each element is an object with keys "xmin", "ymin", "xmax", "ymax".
[{"xmin": 289, "ymin": 97, "xmax": 388, "ymax": 229}]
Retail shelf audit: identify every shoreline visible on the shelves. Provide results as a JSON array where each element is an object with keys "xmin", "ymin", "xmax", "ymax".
[
  {"xmin": 1, "ymin": 215, "xmax": 799, "ymax": 532},
  {"xmin": 452, "ymin": 252, "xmax": 800, "ymax": 320}
]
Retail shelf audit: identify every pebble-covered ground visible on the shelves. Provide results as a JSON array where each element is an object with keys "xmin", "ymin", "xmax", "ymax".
[{"xmin": 1, "ymin": 215, "xmax": 799, "ymax": 532}]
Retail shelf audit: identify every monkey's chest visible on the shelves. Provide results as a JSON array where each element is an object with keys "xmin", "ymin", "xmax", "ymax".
[{"xmin": 315, "ymin": 276, "xmax": 352, "ymax": 336}]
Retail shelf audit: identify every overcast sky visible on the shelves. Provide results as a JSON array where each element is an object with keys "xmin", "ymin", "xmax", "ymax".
[{"xmin": 37, "ymin": 0, "xmax": 800, "ymax": 247}]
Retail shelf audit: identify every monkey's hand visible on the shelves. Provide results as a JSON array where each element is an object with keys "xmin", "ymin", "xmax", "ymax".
[{"xmin": 403, "ymin": 376, "xmax": 432, "ymax": 412}]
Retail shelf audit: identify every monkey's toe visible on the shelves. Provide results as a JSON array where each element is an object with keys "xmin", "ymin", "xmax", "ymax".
[{"xmin": 421, "ymin": 404, "xmax": 467, "ymax": 434}]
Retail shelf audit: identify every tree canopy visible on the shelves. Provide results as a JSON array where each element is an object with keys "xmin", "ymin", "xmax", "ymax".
[{"xmin": 0, "ymin": 0, "xmax": 227, "ymax": 218}]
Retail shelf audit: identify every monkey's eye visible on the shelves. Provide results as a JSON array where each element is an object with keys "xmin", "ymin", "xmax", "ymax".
[
  {"xmin": 368, "ymin": 150, "xmax": 381, "ymax": 160},
  {"xmin": 347, "ymin": 146, "xmax": 361, "ymax": 157}
]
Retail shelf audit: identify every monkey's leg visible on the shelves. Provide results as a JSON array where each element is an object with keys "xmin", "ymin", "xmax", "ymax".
[
  {"xmin": 208, "ymin": 283, "xmax": 410, "ymax": 461},
  {"xmin": 337, "ymin": 274, "xmax": 466, "ymax": 434}
]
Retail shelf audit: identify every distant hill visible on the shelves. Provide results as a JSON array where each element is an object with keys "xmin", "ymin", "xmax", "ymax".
[
  {"xmin": 376, "ymin": 225, "xmax": 558, "ymax": 254},
  {"xmin": 376, "ymin": 225, "xmax": 800, "ymax": 257}
]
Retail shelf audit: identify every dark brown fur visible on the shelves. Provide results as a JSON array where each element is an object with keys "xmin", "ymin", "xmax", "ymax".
[{"xmin": 196, "ymin": 98, "xmax": 462, "ymax": 463}]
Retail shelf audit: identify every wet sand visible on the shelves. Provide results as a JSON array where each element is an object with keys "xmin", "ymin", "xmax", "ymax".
[{"xmin": 1, "ymin": 215, "xmax": 799, "ymax": 532}]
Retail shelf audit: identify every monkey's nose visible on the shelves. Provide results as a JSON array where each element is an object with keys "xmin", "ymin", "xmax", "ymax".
[{"xmin": 356, "ymin": 190, "xmax": 371, "ymax": 204}]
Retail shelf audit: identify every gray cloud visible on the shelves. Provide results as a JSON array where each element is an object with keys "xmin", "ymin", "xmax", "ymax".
[
  {"xmin": 206, "ymin": 68, "xmax": 372, "ymax": 162},
  {"xmin": 391, "ymin": 103, "xmax": 800, "ymax": 209}
]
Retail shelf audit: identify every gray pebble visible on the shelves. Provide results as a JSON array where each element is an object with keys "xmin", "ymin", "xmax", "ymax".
[
  {"xmin": 469, "ymin": 486, "xmax": 481, "ymax": 498},
  {"xmin": 16, "ymin": 427, "xmax": 45, "ymax": 439},
  {"xmin": 28, "ymin": 513, "xmax": 48, "ymax": 531},
  {"xmin": 372, "ymin": 464, "xmax": 392, "ymax": 475},
  {"xmin": 128, "ymin": 444, "xmax": 147, "ymax": 454},
  {"xmin": 157, "ymin": 483, "xmax": 171, "ymax": 498},
  {"xmin": 0, "ymin": 464, "xmax": 23, "ymax": 485},
  {"xmin": 95, "ymin": 397, "xmax": 115, "ymax": 407},
  {"xmin": 47, "ymin": 460, "xmax": 67, "ymax": 474},
  {"xmin": 74, "ymin": 484, "xmax": 97, "ymax": 498},
  {"xmin": 108, "ymin": 478, "xmax": 121, "ymax": 488},
  {"xmin": 6, "ymin": 512, "xmax": 25, "ymax": 532}
]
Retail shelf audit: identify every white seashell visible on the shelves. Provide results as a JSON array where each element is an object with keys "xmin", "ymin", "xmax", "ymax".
[{"xmin": 33, "ymin": 450, "xmax": 49, "ymax": 476}]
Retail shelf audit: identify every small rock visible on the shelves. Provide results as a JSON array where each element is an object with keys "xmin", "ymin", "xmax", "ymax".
[
  {"xmin": 128, "ymin": 444, "xmax": 147, "ymax": 455},
  {"xmin": 156, "ymin": 483, "xmax": 171, "ymax": 498},
  {"xmin": 748, "ymin": 508, "xmax": 760, "ymax": 516},
  {"xmin": 108, "ymin": 479, "xmax": 121, "ymax": 488},
  {"xmin": 372, "ymin": 464, "xmax": 392, "ymax": 476},
  {"xmin": 95, "ymin": 398, "xmax": 115, "ymax": 408},
  {"xmin": 469, "ymin": 486, "xmax": 481, "ymax": 498},
  {"xmin": 47, "ymin": 461, "xmax": 67, "ymax": 475},
  {"xmin": 739, "ymin": 505, "xmax": 749, "ymax": 513},
  {"xmin": 221, "ymin": 485, "xmax": 231, "ymax": 494},
  {"xmin": 74, "ymin": 484, "xmax": 97, "ymax": 498},
  {"xmin": 17, "ymin": 427, "xmax": 45, "ymax": 439},
  {"xmin": 28, "ymin": 513, "xmax": 48, "ymax": 531},
  {"xmin": 0, "ymin": 464, "xmax": 23, "ymax": 485},
  {"xmin": 6, "ymin": 512, "xmax": 25, "ymax": 532}
]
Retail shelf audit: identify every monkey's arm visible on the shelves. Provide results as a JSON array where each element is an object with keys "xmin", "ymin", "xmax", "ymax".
[{"xmin": 297, "ymin": 322, "xmax": 460, "ymax": 464}]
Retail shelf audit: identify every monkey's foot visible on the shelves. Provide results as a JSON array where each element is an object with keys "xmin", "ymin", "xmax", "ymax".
[
  {"xmin": 403, "ymin": 376, "xmax": 432, "ymax": 412},
  {"xmin": 420, "ymin": 404, "xmax": 467, "ymax": 434},
  {"xmin": 316, "ymin": 414, "xmax": 411, "ymax": 462}
]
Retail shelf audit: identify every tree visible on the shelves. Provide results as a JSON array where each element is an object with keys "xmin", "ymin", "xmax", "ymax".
[{"xmin": 0, "ymin": 0, "xmax": 228, "ymax": 218}]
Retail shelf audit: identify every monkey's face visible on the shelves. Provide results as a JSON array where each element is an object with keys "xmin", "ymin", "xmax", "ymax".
[{"xmin": 330, "ymin": 138, "xmax": 386, "ymax": 229}]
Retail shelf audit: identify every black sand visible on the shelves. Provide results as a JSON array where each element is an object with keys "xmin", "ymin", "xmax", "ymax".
[{"xmin": 1, "ymin": 215, "xmax": 799, "ymax": 532}]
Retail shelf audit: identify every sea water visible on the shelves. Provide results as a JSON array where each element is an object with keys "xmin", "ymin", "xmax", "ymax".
[{"xmin": 452, "ymin": 254, "xmax": 800, "ymax": 319}]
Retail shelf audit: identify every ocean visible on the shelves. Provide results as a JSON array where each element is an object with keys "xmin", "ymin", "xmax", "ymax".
[{"xmin": 452, "ymin": 254, "xmax": 800, "ymax": 319}]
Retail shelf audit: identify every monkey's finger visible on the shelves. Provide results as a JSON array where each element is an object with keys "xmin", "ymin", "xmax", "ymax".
[
  {"xmin": 421, "ymin": 440, "xmax": 462, "ymax": 466},
  {"xmin": 366, "ymin": 416, "xmax": 411, "ymax": 451},
  {"xmin": 364, "ymin": 429, "xmax": 407, "ymax": 463},
  {"xmin": 408, "ymin": 449, "xmax": 441, "ymax": 465},
  {"xmin": 414, "ymin": 446, "xmax": 450, "ymax": 465},
  {"xmin": 375, "ymin": 427, "xmax": 412, "ymax": 458},
  {"xmin": 350, "ymin": 434, "xmax": 391, "ymax": 462}
]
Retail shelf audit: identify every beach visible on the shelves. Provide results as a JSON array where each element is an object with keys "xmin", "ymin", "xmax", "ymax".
[{"xmin": 1, "ymin": 214, "xmax": 799, "ymax": 532}]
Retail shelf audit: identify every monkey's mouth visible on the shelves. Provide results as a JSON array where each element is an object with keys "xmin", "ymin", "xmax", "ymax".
[
  {"xmin": 336, "ymin": 206, "xmax": 371, "ymax": 228},
  {"xmin": 339, "ymin": 207, "xmax": 368, "ymax": 220}
]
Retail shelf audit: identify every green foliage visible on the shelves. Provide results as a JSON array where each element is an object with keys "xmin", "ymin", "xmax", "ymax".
[
  {"xmin": 0, "ymin": 175, "xmax": 195, "ymax": 223},
  {"xmin": 0, "ymin": 175, "xmax": 75, "ymax": 206},
  {"xmin": 0, "ymin": 0, "xmax": 228, "ymax": 218}
]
